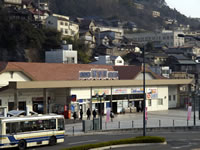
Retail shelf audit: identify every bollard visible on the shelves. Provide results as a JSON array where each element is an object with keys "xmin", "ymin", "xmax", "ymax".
[
  {"xmin": 132, "ymin": 121, "xmax": 134, "ymax": 128},
  {"xmin": 173, "ymin": 120, "xmax": 175, "ymax": 127},
  {"xmin": 73, "ymin": 126, "xmax": 74, "ymax": 136},
  {"xmin": 159, "ymin": 120, "xmax": 161, "ymax": 127},
  {"xmin": 118, "ymin": 121, "xmax": 120, "ymax": 129}
]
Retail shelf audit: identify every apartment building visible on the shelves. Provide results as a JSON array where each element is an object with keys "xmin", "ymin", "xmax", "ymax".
[{"xmin": 125, "ymin": 30, "xmax": 185, "ymax": 48}]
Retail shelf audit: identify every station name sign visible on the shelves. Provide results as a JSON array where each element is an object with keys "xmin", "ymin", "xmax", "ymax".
[{"xmin": 79, "ymin": 69, "xmax": 118, "ymax": 80}]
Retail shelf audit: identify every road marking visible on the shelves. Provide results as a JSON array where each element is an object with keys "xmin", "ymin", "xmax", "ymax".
[{"xmin": 68, "ymin": 140, "xmax": 98, "ymax": 145}]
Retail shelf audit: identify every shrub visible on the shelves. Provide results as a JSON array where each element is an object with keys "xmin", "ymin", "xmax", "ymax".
[{"xmin": 62, "ymin": 136, "xmax": 165, "ymax": 150}]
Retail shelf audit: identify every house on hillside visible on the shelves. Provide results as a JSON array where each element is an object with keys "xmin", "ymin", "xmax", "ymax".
[
  {"xmin": 1, "ymin": 0, "xmax": 22, "ymax": 8},
  {"xmin": 79, "ymin": 31, "xmax": 96, "ymax": 48},
  {"xmin": 166, "ymin": 54, "xmax": 196, "ymax": 74},
  {"xmin": 90, "ymin": 55, "xmax": 124, "ymax": 66},
  {"xmin": 45, "ymin": 14, "xmax": 79, "ymax": 38}
]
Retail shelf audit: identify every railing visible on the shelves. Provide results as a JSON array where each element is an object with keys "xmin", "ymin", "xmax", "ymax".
[{"xmin": 65, "ymin": 118, "xmax": 200, "ymax": 136}]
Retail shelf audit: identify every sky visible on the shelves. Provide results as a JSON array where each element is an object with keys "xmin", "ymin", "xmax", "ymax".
[{"xmin": 165, "ymin": 0, "xmax": 200, "ymax": 18}]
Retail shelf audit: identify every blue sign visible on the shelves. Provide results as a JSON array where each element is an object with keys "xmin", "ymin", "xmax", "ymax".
[{"xmin": 79, "ymin": 69, "xmax": 118, "ymax": 80}]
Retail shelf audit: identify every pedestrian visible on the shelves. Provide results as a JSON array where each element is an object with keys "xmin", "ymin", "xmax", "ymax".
[
  {"xmin": 92, "ymin": 109, "xmax": 97, "ymax": 119},
  {"xmin": 110, "ymin": 111, "xmax": 114, "ymax": 122},
  {"xmin": 86, "ymin": 108, "xmax": 91, "ymax": 120},
  {"xmin": 73, "ymin": 111, "xmax": 77, "ymax": 123},
  {"xmin": 80, "ymin": 109, "xmax": 83, "ymax": 120}
]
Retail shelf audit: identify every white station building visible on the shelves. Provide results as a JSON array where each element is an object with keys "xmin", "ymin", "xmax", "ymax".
[{"xmin": 0, "ymin": 62, "xmax": 192, "ymax": 117}]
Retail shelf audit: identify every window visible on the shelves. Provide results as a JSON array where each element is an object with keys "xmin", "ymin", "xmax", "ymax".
[
  {"xmin": 8, "ymin": 102, "xmax": 14, "ymax": 111},
  {"xmin": 49, "ymin": 119, "xmax": 56, "ymax": 129},
  {"xmin": 58, "ymin": 119, "xmax": 65, "ymax": 130},
  {"xmin": 169, "ymin": 95, "xmax": 171, "ymax": 101},
  {"xmin": 158, "ymin": 99, "xmax": 163, "ymax": 105},
  {"xmin": 148, "ymin": 100, "xmax": 152, "ymax": 106},
  {"xmin": 117, "ymin": 60, "xmax": 122, "ymax": 63},
  {"xmin": 173, "ymin": 95, "xmax": 176, "ymax": 101},
  {"xmin": 6, "ymin": 122, "xmax": 19, "ymax": 134},
  {"xmin": 60, "ymin": 21, "xmax": 63, "ymax": 25}
]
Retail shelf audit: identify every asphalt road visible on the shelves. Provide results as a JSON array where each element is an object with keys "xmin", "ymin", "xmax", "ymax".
[{"xmin": 6, "ymin": 130, "xmax": 200, "ymax": 150}]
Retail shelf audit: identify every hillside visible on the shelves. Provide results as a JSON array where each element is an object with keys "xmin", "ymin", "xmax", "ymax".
[{"xmin": 49, "ymin": 0, "xmax": 200, "ymax": 31}]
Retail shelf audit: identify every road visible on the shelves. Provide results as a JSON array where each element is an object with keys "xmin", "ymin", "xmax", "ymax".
[{"xmin": 24, "ymin": 130, "xmax": 200, "ymax": 150}]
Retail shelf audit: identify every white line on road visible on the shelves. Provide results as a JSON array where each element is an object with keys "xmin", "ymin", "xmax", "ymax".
[{"xmin": 68, "ymin": 140, "xmax": 98, "ymax": 145}]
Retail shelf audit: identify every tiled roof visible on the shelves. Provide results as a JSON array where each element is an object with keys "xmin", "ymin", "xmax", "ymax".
[
  {"xmin": 0, "ymin": 62, "xmax": 165, "ymax": 81},
  {"xmin": 113, "ymin": 65, "xmax": 165, "ymax": 80},
  {"xmin": 0, "ymin": 62, "xmax": 114, "ymax": 81}
]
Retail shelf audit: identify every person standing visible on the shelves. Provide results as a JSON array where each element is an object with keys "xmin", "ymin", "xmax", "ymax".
[
  {"xmin": 92, "ymin": 109, "xmax": 97, "ymax": 119},
  {"xmin": 86, "ymin": 108, "xmax": 91, "ymax": 120},
  {"xmin": 73, "ymin": 111, "xmax": 77, "ymax": 123},
  {"xmin": 80, "ymin": 109, "xmax": 83, "ymax": 120},
  {"xmin": 110, "ymin": 111, "xmax": 114, "ymax": 122}
]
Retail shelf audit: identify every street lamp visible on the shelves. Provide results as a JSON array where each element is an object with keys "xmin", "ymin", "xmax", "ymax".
[
  {"xmin": 142, "ymin": 46, "xmax": 146, "ymax": 136},
  {"xmin": 95, "ymin": 93, "xmax": 106, "ymax": 130}
]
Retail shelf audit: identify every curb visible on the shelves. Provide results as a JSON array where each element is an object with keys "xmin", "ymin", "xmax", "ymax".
[{"xmin": 89, "ymin": 142, "xmax": 167, "ymax": 150}]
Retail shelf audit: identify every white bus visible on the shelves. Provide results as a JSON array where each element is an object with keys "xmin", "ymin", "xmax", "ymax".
[{"xmin": 0, "ymin": 114, "xmax": 65, "ymax": 150}]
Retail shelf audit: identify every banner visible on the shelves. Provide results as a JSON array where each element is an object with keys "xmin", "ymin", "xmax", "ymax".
[
  {"xmin": 145, "ymin": 107, "xmax": 148, "ymax": 120},
  {"xmin": 187, "ymin": 106, "xmax": 192, "ymax": 121},
  {"xmin": 106, "ymin": 108, "xmax": 111, "ymax": 122}
]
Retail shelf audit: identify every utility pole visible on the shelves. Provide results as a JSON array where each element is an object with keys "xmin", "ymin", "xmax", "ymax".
[{"xmin": 142, "ymin": 46, "xmax": 146, "ymax": 136}]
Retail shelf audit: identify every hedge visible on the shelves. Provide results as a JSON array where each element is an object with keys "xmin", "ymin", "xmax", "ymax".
[{"xmin": 62, "ymin": 136, "xmax": 166, "ymax": 150}]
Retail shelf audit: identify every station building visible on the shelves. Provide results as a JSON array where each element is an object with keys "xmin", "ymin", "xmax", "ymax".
[{"xmin": 0, "ymin": 62, "xmax": 192, "ymax": 117}]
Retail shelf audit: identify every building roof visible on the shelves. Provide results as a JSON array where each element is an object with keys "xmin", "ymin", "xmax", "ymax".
[
  {"xmin": 0, "ymin": 62, "xmax": 165, "ymax": 81},
  {"xmin": 0, "ymin": 62, "xmax": 114, "ymax": 81},
  {"xmin": 113, "ymin": 65, "xmax": 165, "ymax": 80}
]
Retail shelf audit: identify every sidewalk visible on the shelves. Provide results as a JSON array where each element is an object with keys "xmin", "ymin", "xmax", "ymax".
[{"xmin": 65, "ymin": 109, "xmax": 200, "ymax": 136}]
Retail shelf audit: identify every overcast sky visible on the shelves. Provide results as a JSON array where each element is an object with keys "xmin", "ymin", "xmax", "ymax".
[{"xmin": 165, "ymin": 0, "xmax": 200, "ymax": 18}]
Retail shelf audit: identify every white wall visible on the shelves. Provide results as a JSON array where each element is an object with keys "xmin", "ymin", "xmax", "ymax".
[
  {"xmin": 71, "ymin": 88, "xmax": 91, "ymax": 99},
  {"xmin": 0, "ymin": 72, "xmax": 31, "ymax": 87},
  {"xmin": 147, "ymin": 86, "xmax": 168, "ymax": 111}
]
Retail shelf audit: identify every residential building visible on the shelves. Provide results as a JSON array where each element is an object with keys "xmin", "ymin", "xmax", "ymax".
[
  {"xmin": 79, "ymin": 31, "xmax": 96, "ymax": 48},
  {"xmin": 152, "ymin": 11, "xmax": 160, "ymax": 18},
  {"xmin": 45, "ymin": 14, "xmax": 79, "ymax": 38},
  {"xmin": 125, "ymin": 30, "xmax": 185, "ymax": 48},
  {"xmin": 1, "ymin": 0, "xmax": 22, "ymax": 7},
  {"xmin": 90, "ymin": 55, "xmax": 124, "ymax": 66},
  {"xmin": 45, "ymin": 42, "xmax": 77, "ymax": 64},
  {"xmin": 134, "ymin": 3, "xmax": 144, "ymax": 9}
]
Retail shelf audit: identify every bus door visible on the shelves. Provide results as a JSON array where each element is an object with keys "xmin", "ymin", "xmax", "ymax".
[{"xmin": 49, "ymin": 119, "xmax": 56, "ymax": 136}]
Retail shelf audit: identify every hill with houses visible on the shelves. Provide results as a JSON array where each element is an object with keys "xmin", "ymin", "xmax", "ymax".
[{"xmin": 50, "ymin": 0, "xmax": 200, "ymax": 31}]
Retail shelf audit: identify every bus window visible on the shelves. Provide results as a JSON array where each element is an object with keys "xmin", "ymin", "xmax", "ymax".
[
  {"xmin": 58, "ymin": 119, "xmax": 64, "ymax": 131},
  {"xmin": 43, "ymin": 120, "xmax": 50, "ymax": 130},
  {"xmin": 49, "ymin": 119, "xmax": 56, "ymax": 129},
  {"xmin": 6, "ymin": 123, "xmax": 19, "ymax": 134}
]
